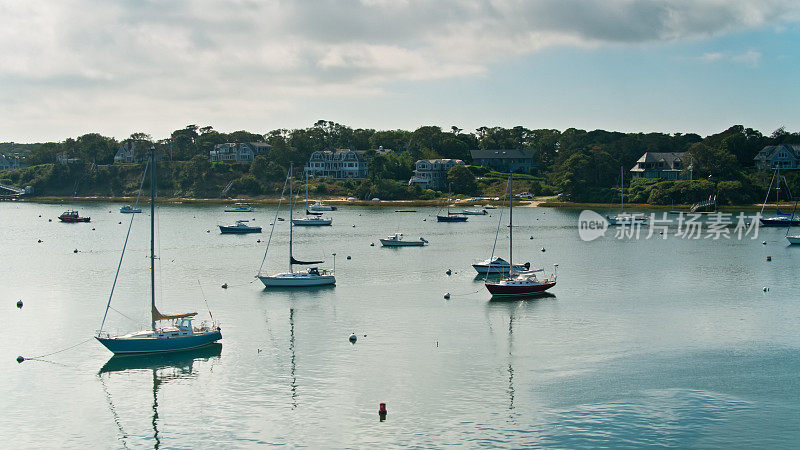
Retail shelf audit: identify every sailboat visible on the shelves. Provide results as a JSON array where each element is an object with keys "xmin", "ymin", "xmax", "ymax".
[
  {"xmin": 484, "ymin": 173, "xmax": 557, "ymax": 297},
  {"xmin": 292, "ymin": 170, "xmax": 332, "ymax": 226},
  {"xmin": 760, "ymin": 167, "xmax": 800, "ymax": 227},
  {"xmin": 606, "ymin": 166, "xmax": 647, "ymax": 226},
  {"xmin": 258, "ymin": 165, "xmax": 336, "ymax": 287},
  {"xmin": 96, "ymin": 147, "xmax": 221, "ymax": 354},
  {"xmin": 436, "ymin": 187, "xmax": 467, "ymax": 222}
]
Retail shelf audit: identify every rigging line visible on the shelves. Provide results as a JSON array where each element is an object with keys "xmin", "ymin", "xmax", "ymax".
[
  {"xmin": 197, "ymin": 279, "xmax": 213, "ymax": 320},
  {"xmin": 24, "ymin": 337, "xmax": 95, "ymax": 360},
  {"xmin": 484, "ymin": 175, "xmax": 511, "ymax": 280},
  {"xmin": 99, "ymin": 159, "xmax": 150, "ymax": 333},
  {"xmin": 108, "ymin": 305, "xmax": 142, "ymax": 325},
  {"xmin": 760, "ymin": 169, "xmax": 776, "ymax": 215},
  {"xmin": 257, "ymin": 172, "xmax": 291, "ymax": 276}
]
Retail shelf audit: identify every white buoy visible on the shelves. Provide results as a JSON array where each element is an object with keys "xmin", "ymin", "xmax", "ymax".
[
  {"xmin": 443, "ymin": 292, "xmax": 451, "ymax": 299},
  {"xmin": 541, "ymin": 247, "xmax": 546, "ymax": 252},
  {"xmin": 762, "ymin": 241, "xmax": 767, "ymax": 245}
]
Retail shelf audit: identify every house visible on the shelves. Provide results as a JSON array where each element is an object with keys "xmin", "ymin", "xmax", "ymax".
[
  {"xmin": 408, "ymin": 159, "xmax": 465, "ymax": 190},
  {"xmin": 0, "ymin": 153, "xmax": 26, "ymax": 171},
  {"xmin": 113, "ymin": 141, "xmax": 167, "ymax": 163},
  {"xmin": 209, "ymin": 142, "xmax": 271, "ymax": 163},
  {"xmin": 114, "ymin": 141, "xmax": 138, "ymax": 163},
  {"xmin": 469, "ymin": 149, "xmax": 537, "ymax": 173},
  {"xmin": 753, "ymin": 144, "xmax": 800, "ymax": 170},
  {"xmin": 630, "ymin": 152, "xmax": 689, "ymax": 180},
  {"xmin": 304, "ymin": 148, "xmax": 389, "ymax": 179}
]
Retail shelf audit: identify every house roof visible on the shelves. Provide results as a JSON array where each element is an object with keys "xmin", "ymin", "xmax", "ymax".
[
  {"xmin": 754, "ymin": 144, "xmax": 800, "ymax": 160},
  {"xmin": 630, "ymin": 152, "xmax": 685, "ymax": 172},
  {"xmin": 470, "ymin": 149, "xmax": 535, "ymax": 159}
]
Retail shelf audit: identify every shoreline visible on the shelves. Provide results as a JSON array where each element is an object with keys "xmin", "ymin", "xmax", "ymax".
[{"xmin": 7, "ymin": 196, "xmax": 780, "ymax": 211}]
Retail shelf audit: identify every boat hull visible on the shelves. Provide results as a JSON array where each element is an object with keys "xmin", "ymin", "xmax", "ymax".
[
  {"xmin": 760, "ymin": 218, "xmax": 800, "ymax": 227},
  {"xmin": 259, "ymin": 273, "xmax": 336, "ymax": 287},
  {"xmin": 59, "ymin": 217, "xmax": 90, "ymax": 223},
  {"xmin": 96, "ymin": 330, "xmax": 222, "ymax": 355},
  {"xmin": 485, "ymin": 280, "xmax": 556, "ymax": 297},
  {"xmin": 380, "ymin": 239, "xmax": 425, "ymax": 247},
  {"xmin": 437, "ymin": 215, "xmax": 467, "ymax": 222},
  {"xmin": 292, "ymin": 219, "xmax": 332, "ymax": 226},
  {"xmin": 787, "ymin": 236, "xmax": 800, "ymax": 245},
  {"xmin": 219, "ymin": 225, "xmax": 262, "ymax": 233}
]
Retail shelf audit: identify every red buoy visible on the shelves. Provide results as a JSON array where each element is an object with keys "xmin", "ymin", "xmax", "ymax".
[{"xmin": 379, "ymin": 402, "xmax": 387, "ymax": 415}]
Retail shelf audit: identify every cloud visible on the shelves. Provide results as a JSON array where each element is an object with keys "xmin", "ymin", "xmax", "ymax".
[{"xmin": 0, "ymin": 0, "xmax": 798, "ymax": 140}]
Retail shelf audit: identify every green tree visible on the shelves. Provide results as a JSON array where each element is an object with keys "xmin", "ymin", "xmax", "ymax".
[{"xmin": 447, "ymin": 164, "xmax": 478, "ymax": 195}]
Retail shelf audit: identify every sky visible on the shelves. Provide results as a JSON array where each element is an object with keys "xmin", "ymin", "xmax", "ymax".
[{"xmin": 1, "ymin": 0, "xmax": 800, "ymax": 143}]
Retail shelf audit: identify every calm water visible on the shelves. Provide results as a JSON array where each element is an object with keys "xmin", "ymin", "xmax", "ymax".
[{"xmin": 2, "ymin": 201, "xmax": 799, "ymax": 448}]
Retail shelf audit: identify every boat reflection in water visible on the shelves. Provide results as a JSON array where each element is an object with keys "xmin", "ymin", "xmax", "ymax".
[{"xmin": 98, "ymin": 344, "xmax": 222, "ymax": 448}]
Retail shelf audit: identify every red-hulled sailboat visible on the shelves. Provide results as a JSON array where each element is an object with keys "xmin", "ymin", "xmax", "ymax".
[{"xmin": 484, "ymin": 174, "xmax": 557, "ymax": 297}]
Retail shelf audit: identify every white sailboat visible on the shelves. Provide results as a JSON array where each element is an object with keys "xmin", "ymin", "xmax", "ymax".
[
  {"xmin": 258, "ymin": 165, "xmax": 336, "ymax": 287},
  {"xmin": 96, "ymin": 147, "xmax": 221, "ymax": 354},
  {"xmin": 607, "ymin": 166, "xmax": 647, "ymax": 226}
]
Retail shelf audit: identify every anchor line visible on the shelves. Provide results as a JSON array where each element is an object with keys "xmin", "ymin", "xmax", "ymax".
[{"xmin": 23, "ymin": 337, "xmax": 94, "ymax": 360}]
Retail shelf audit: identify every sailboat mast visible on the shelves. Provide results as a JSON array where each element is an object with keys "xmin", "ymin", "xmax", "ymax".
[
  {"xmin": 620, "ymin": 166, "xmax": 624, "ymax": 212},
  {"xmin": 509, "ymin": 173, "xmax": 513, "ymax": 268},
  {"xmin": 150, "ymin": 146, "xmax": 156, "ymax": 331},
  {"xmin": 289, "ymin": 164, "xmax": 294, "ymax": 273}
]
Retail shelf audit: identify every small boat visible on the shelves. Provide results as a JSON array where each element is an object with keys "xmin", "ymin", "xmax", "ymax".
[
  {"xmin": 485, "ymin": 268, "xmax": 558, "ymax": 297},
  {"xmin": 483, "ymin": 173, "xmax": 557, "ymax": 297},
  {"xmin": 96, "ymin": 147, "xmax": 221, "ymax": 355},
  {"xmin": 436, "ymin": 214, "xmax": 467, "ymax": 222},
  {"xmin": 120, "ymin": 205, "xmax": 142, "ymax": 214},
  {"xmin": 292, "ymin": 217, "xmax": 332, "ymax": 226},
  {"xmin": 483, "ymin": 205, "xmax": 497, "ymax": 209},
  {"xmin": 607, "ymin": 166, "xmax": 647, "ymax": 226},
  {"xmin": 59, "ymin": 210, "xmax": 90, "ymax": 223},
  {"xmin": 219, "ymin": 219, "xmax": 262, "ymax": 234},
  {"xmin": 380, "ymin": 233, "xmax": 427, "ymax": 247},
  {"xmin": 309, "ymin": 201, "xmax": 337, "ymax": 211},
  {"xmin": 224, "ymin": 203, "xmax": 254, "ymax": 212},
  {"xmin": 472, "ymin": 257, "xmax": 530, "ymax": 275},
  {"xmin": 787, "ymin": 235, "xmax": 800, "ymax": 245},
  {"xmin": 258, "ymin": 164, "xmax": 336, "ymax": 287},
  {"xmin": 462, "ymin": 209, "xmax": 488, "ymax": 215}
]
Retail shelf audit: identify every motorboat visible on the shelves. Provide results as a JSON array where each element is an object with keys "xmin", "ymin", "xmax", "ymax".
[
  {"xmin": 380, "ymin": 233, "xmax": 427, "ymax": 247},
  {"xmin": 257, "ymin": 164, "xmax": 336, "ymax": 287},
  {"xmin": 120, "ymin": 205, "xmax": 142, "ymax": 214},
  {"xmin": 96, "ymin": 147, "xmax": 221, "ymax": 354},
  {"xmin": 462, "ymin": 209, "xmax": 488, "ymax": 215},
  {"xmin": 472, "ymin": 257, "xmax": 529, "ymax": 275},
  {"xmin": 219, "ymin": 219, "xmax": 262, "ymax": 234},
  {"xmin": 483, "ymin": 205, "xmax": 497, "ymax": 209},
  {"xmin": 59, "ymin": 210, "xmax": 90, "ymax": 223},
  {"xmin": 309, "ymin": 201, "xmax": 337, "ymax": 211},
  {"xmin": 224, "ymin": 203, "xmax": 254, "ymax": 212},
  {"xmin": 292, "ymin": 216, "xmax": 332, "ymax": 226}
]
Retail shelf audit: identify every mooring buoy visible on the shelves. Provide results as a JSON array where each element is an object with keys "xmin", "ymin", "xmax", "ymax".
[
  {"xmin": 16, "ymin": 300, "xmax": 23, "ymax": 309},
  {"xmin": 444, "ymin": 292, "xmax": 451, "ymax": 299}
]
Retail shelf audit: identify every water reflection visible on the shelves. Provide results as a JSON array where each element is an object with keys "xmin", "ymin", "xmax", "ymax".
[
  {"xmin": 98, "ymin": 344, "xmax": 222, "ymax": 449},
  {"xmin": 289, "ymin": 308, "xmax": 297, "ymax": 409}
]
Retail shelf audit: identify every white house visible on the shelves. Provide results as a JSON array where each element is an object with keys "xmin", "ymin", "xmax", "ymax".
[
  {"xmin": 304, "ymin": 148, "xmax": 389, "ymax": 179},
  {"xmin": 408, "ymin": 159, "xmax": 464, "ymax": 190},
  {"xmin": 210, "ymin": 142, "xmax": 271, "ymax": 163},
  {"xmin": 754, "ymin": 144, "xmax": 800, "ymax": 170}
]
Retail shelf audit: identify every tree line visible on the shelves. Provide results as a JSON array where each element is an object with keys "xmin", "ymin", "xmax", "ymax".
[{"xmin": 2, "ymin": 122, "xmax": 800, "ymax": 203}]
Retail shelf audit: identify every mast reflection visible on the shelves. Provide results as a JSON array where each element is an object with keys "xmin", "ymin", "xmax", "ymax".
[{"xmin": 98, "ymin": 344, "xmax": 222, "ymax": 449}]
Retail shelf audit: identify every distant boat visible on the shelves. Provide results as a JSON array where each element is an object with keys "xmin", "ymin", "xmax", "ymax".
[
  {"xmin": 472, "ymin": 257, "xmax": 529, "ymax": 275},
  {"xmin": 224, "ymin": 203, "xmax": 254, "ymax": 212},
  {"xmin": 292, "ymin": 171, "xmax": 332, "ymax": 225},
  {"xmin": 309, "ymin": 200, "xmax": 337, "ymax": 211},
  {"xmin": 760, "ymin": 167, "xmax": 800, "ymax": 227},
  {"xmin": 96, "ymin": 147, "xmax": 221, "ymax": 355},
  {"xmin": 59, "ymin": 210, "xmax": 90, "ymax": 223},
  {"xmin": 484, "ymin": 173, "xmax": 557, "ymax": 297},
  {"xmin": 258, "ymin": 164, "xmax": 336, "ymax": 287},
  {"xmin": 483, "ymin": 205, "xmax": 497, "ymax": 209},
  {"xmin": 380, "ymin": 233, "xmax": 427, "ymax": 247},
  {"xmin": 607, "ymin": 166, "xmax": 647, "ymax": 226},
  {"xmin": 219, "ymin": 219, "xmax": 262, "ymax": 234},
  {"xmin": 436, "ymin": 214, "xmax": 467, "ymax": 222},
  {"xmin": 462, "ymin": 209, "xmax": 488, "ymax": 215},
  {"xmin": 120, "ymin": 205, "xmax": 142, "ymax": 214}
]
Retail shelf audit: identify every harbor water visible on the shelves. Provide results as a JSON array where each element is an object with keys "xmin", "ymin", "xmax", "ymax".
[{"xmin": 2, "ymin": 201, "xmax": 799, "ymax": 448}]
